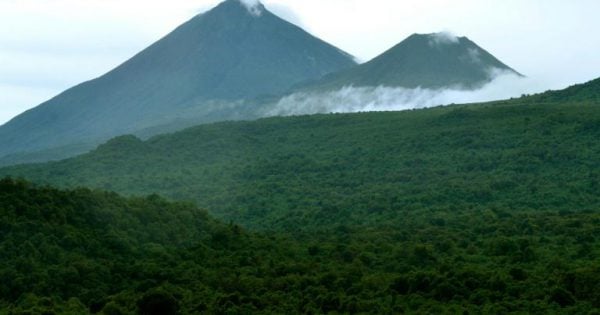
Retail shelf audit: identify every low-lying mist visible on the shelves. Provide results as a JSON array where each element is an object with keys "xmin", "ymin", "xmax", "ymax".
[{"xmin": 266, "ymin": 70, "xmax": 546, "ymax": 117}]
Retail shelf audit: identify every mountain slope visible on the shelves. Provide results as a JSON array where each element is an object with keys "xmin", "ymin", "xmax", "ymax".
[
  {"xmin": 2, "ymin": 78, "xmax": 599, "ymax": 231},
  {"xmin": 303, "ymin": 32, "xmax": 521, "ymax": 92},
  {"xmin": 0, "ymin": 0, "xmax": 356, "ymax": 162}
]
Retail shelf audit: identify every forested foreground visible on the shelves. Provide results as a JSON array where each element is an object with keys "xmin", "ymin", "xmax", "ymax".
[{"xmin": 1, "ymin": 178, "xmax": 599, "ymax": 314}]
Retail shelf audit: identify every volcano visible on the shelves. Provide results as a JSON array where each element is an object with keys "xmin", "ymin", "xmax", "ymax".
[{"xmin": 0, "ymin": 0, "xmax": 356, "ymax": 163}]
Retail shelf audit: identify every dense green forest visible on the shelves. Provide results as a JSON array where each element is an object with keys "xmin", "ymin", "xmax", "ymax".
[
  {"xmin": 1, "ymin": 178, "xmax": 599, "ymax": 314},
  {"xmin": 1, "ymin": 79, "xmax": 599, "ymax": 314}
]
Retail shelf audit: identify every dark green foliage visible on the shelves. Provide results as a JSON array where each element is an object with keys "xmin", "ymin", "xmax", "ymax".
[
  {"xmin": 0, "ymin": 178, "xmax": 211, "ymax": 311},
  {"xmin": 0, "ymin": 0, "xmax": 356, "ymax": 163},
  {"xmin": 0, "ymin": 178, "xmax": 599, "ymax": 313},
  {"xmin": 137, "ymin": 289, "xmax": 179, "ymax": 315},
  {"xmin": 550, "ymin": 288, "xmax": 576, "ymax": 307}
]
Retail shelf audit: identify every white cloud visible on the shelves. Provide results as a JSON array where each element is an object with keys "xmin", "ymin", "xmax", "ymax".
[
  {"xmin": 267, "ymin": 71, "xmax": 547, "ymax": 117},
  {"xmin": 238, "ymin": 0, "xmax": 264, "ymax": 16},
  {"xmin": 428, "ymin": 32, "xmax": 460, "ymax": 46},
  {"xmin": 239, "ymin": 0, "xmax": 261, "ymax": 6},
  {"xmin": 466, "ymin": 48, "xmax": 482, "ymax": 64}
]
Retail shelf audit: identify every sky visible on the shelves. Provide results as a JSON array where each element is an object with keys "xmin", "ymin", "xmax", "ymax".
[{"xmin": 1, "ymin": 0, "xmax": 600, "ymax": 124}]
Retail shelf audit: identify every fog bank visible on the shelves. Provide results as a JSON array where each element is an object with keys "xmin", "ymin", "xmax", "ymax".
[{"xmin": 267, "ymin": 71, "xmax": 546, "ymax": 116}]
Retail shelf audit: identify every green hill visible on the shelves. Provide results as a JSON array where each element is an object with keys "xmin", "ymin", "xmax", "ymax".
[
  {"xmin": 0, "ymin": 0, "xmax": 356, "ymax": 165},
  {"xmin": 301, "ymin": 32, "xmax": 521, "ymax": 92},
  {"xmin": 2, "ymin": 79, "xmax": 599, "ymax": 232}
]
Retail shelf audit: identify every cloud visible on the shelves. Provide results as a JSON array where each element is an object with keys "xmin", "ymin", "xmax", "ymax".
[
  {"xmin": 466, "ymin": 48, "xmax": 482, "ymax": 64},
  {"xmin": 265, "ymin": 70, "xmax": 548, "ymax": 117},
  {"xmin": 428, "ymin": 31, "xmax": 460, "ymax": 46},
  {"xmin": 238, "ymin": 0, "xmax": 264, "ymax": 16},
  {"xmin": 239, "ymin": 0, "xmax": 261, "ymax": 6}
]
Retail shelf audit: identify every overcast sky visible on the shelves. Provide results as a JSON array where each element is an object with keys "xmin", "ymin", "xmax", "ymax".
[{"xmin": 1, "ymin": 0, "xmax": 599, "ymax": 124}]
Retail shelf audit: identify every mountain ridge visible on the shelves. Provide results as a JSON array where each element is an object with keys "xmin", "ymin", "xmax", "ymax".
[
  {"xmin": 299, "ymin": 32, "xmax": 522, "ymax": 92},
  {"xmin": 0, "ymin": 0, "xmax": 356, "ymax": 161}
]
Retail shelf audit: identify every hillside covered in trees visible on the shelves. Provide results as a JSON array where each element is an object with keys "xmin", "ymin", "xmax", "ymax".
[
  {"xmin": 1, "ymin": 79, "xmax": 599, "ymax": 314},
  {"xmin": 3, "ymin": 82, "xmax": 600, "ymax": 231},
  {"xmin": 1, "ymin": 178, "xmax": 599, "ymax": 314}
]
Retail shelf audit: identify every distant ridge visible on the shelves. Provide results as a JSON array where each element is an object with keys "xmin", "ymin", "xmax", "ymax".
[{"xmin": 302, "ymin": 32, "xmax": 522, "ymax": 91}]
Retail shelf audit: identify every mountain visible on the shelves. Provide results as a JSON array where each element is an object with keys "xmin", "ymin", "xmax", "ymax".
[
  {"xmin": 2, "ymin": 78, "xmax": 598, "ymax": 230},
  {"xmin": 0, "ymin": 0, "xmax": 356, "ymax": 164},
  {"xmin": 302, "ymin": 32, "xmax": 521, "ymax": 92}
]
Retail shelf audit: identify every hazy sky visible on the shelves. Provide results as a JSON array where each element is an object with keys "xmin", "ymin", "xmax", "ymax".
[{"xmin": 1, "ymin": 0, "xmax": 599, "ymax": 124}]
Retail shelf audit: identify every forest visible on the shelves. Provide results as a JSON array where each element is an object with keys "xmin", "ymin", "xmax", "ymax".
[
  {"xmin": 1, "ymin": 178, "xmax": 599, "ymax": 314},
  {"xmin": 1, "ymin": 80, "xmax": 599, "ymax": 314}
]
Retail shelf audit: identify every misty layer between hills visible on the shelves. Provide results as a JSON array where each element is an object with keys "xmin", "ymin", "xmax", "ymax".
[{"xmin": 264, "ymin": 69, "xmax": 535, "ymax": 116}]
